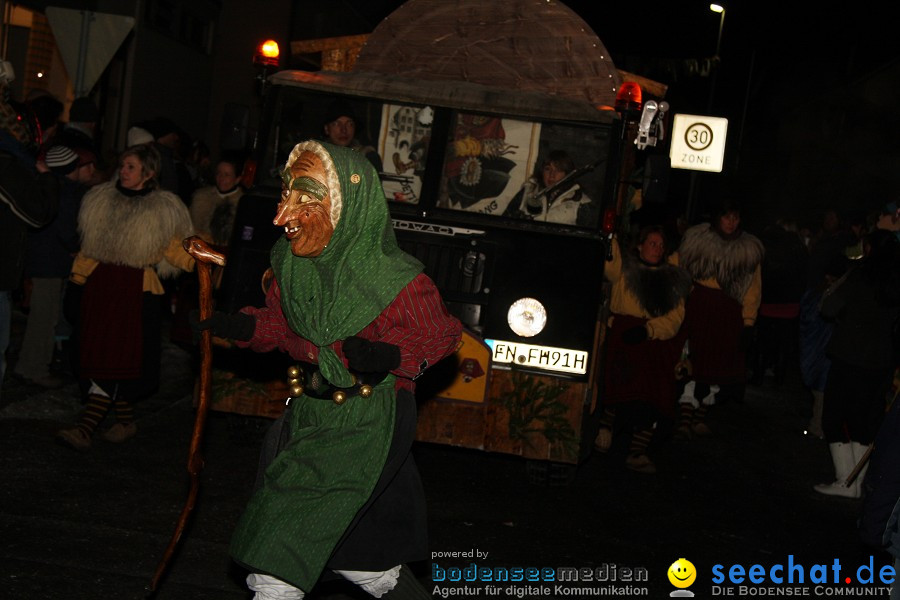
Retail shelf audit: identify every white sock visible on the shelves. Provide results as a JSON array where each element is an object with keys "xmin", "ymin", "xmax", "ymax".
[
  {"xmin": 88, "ymin": 380, "xmax": 111, "ymax": 398},
  {"xmin": 246, "ymin": 573, "xmax": 305, "ymax": 600},
  {"xmin": 336, "ymin": 565, "xmax": 402, "ymax": 597}
]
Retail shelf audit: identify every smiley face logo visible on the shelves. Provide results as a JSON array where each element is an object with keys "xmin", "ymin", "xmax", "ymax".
[{"xmin": 668, "ymin": 558, "xmax": 696, "ymax": 588}]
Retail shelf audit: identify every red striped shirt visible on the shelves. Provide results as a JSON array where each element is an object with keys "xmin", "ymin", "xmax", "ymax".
[{"xmin": 236, "ymin": 273, "xmax": 463, "ymax": 391}]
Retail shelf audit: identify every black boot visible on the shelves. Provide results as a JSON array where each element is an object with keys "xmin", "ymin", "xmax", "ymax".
[{"xmin": 382, "ymin": 565, "xmax": 431, "ymax": 600}]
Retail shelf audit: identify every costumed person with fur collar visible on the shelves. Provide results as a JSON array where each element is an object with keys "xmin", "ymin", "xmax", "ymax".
[
  {"xmin": 56, "ymin": 143, "xmax": 194, "ymax": 451},
  {"xmin": 594, "ymin": 225, "xmax": 692, "ymax": 473},
  {"xmin": 670, "ymin": 199, "xmax": 764, "ymax": 438},
  {"xmin": 192, "ymin": 140, "xmax": 462, "ymax": 599}
]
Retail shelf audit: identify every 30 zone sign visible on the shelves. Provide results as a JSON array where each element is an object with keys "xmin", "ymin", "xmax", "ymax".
[{"xmin": 669, "ymin": 114, "xmax": 729, "ymax": 173}]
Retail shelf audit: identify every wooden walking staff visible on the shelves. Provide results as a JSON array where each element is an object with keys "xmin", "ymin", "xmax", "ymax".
[
  {"xmin": 149, "ymin": 237, "xmax": 226, "ymax": 592},
  {"xmin": 845, "ymin": 444, "xmax": 874, "ymax": 487}
]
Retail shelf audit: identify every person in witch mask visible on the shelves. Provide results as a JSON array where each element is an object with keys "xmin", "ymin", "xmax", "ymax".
[{"xmin": 192, "ymin": 139, "xmax": 462, "ymax": 599}]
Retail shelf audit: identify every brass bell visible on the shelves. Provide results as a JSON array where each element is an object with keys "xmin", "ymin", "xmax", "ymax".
[
  {"xmin": 333, "ymin": 390, "xmax": 347, "ymax": 405},
  {"xmin": 287, "ymin": 365, "xmax": 301, "ymax": 379},
  {"xmin": 288, "ymin": 378, "xmax": 300, "ymax": 386},
  {"xmin": 290, "ymin": 384, "xmax": 304, "ymax": 397},
  {"xmin": 359, "ymin": 384, "xmax": 373, "ymax": 398}
]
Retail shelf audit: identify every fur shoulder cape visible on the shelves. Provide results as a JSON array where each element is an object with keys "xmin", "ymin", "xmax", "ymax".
[
  {"xmin": 191, "ymin": 185, "xmax": 243, "ymax": 245},
  {"xmin": 622, "ymin": 253, "xmax": 693, "ymax": 317},
  {"xmin": 78, "ymin": 181, "xmax": 194, "ymax": 279},
  {"xmin": 678, "ymin": 223, "xmax": 764, "ymax": 301}
]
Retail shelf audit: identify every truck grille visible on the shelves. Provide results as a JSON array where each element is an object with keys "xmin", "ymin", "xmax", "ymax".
[
  {"xmin": 398, "ymin": 240, "xmax": 487, "ymax": 296},
  {"xmin": 398, "ymin": 239, "xmax": 489, "ymax": 331}
]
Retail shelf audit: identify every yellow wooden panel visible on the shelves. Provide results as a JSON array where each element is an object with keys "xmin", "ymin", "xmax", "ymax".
[{"xmin": 432, "ymin": 329, "xmax": 491, "ymax": 404}]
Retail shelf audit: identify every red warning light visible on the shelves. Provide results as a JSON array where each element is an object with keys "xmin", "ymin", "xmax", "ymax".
[
  {"xmin": 254, "ymin": 39, "xmax": 280, "ymax": 67},
  {"xmin": 615, "ymin": 81, "xmax": 642, "ymax": 113},
  {"xmin": 601, "ymin": 207, "xmax": 617, "ymax": 235}
]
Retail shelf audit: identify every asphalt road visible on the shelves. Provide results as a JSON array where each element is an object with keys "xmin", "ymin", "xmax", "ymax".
[{"xmin": 0, "ymin": 308, "xmax": 886, "ymax": 600}]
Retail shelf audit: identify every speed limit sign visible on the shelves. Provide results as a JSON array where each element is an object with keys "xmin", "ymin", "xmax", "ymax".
[{"xmin": 669, "ymin": 114, "xmax": 728, "ymax": 173}]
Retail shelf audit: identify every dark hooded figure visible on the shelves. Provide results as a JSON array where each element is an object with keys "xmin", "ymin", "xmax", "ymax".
[{"xmin": 814, "ymin": 229, "xmax": 900, "ymax": 499}]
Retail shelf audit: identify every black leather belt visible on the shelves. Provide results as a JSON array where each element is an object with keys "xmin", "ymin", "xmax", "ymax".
[{"xmin": 286, "ymin": 362, "xmax": 388, "ymax": 405}]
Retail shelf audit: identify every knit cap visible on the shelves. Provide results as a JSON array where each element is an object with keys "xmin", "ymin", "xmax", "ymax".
[
  {"xmin": 323, "ymin": 99, "xmax": 357, "ymax": 125},
  {"xmin": 44, "ymin": 145, "xmax": 79, "ymax": 175},
  {"xmin": 127, "ymin": 126, "xmax": 154, "ymax": 146}
]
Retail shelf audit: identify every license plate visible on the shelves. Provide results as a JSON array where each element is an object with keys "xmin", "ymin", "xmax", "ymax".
[{"xmin": 485, "ymin": 339, "xmax": 588, "ymax": 375}]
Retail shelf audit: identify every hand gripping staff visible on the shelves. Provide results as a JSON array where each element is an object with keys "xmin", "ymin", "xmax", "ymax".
[{"xmin": 148, "ymin": 237, "xmax": 226, "ymax": 592}]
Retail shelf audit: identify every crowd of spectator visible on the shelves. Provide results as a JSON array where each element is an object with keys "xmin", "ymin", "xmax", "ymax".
[{"xmin": 0, "ymin": 85, "xmax": 250, "ymax": 445}]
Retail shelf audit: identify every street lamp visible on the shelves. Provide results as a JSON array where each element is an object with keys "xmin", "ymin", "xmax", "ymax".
[
  {"xmin": 710, "ymin": 4, "xmax": 725, "ymax": 55},
  {"xmin": 707, "ymin": 3, "xmax": 725, "ymax": 111},
  {"xmin": 686, "ymin": 3, "xmax": 727, "ymax": 223}
]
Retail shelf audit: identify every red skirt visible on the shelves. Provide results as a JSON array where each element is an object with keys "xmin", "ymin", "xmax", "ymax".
[
  {"xmin": 603, "ymin": 314, "xmax": 684, "ymax": 418},
  {"xmin": 78, "ymin": 263, "xmax": 145, "ymax": 380},
  {"xmin": 683, "ymin": 284, "xmax": 746, "ymax": 384}
]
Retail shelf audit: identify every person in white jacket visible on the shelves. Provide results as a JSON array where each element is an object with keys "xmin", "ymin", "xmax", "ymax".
[{"xmin": 505, "ymin": 149, "xmax": 592, "ymax": 226}]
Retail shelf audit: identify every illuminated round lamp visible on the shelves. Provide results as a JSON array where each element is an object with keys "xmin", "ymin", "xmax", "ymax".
[
  {"xmin": 614, "ymin": 81, "xmax": 642, "ymax": 113},
  {"xmin": 255, "ymin": 39, "xmax": 280, "ymax": 67},
  {"xmin": 507, "ymin": 297, "xmax": 547, "ymax": 338}
]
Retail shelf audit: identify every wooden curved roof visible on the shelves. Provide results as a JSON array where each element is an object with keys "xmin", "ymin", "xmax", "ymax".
[{"xmin": 354, "ymin": 0, "xmax": 624, "ymax": 108}]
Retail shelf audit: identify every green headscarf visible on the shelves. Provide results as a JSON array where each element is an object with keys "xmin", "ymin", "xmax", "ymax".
[{"xmin": 271, "ymin": 140, "xmax": 422, "ymax": 387}]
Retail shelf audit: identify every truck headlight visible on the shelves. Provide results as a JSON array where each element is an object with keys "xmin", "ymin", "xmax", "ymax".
[{"xmin": 507, "ymin": 297, "xmax": 547, "ymax": 338}]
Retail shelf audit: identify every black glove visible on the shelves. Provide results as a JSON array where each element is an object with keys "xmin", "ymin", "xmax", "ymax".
[
  {"xmin": 621, "ymin": 325, "xmax": 648, "ymax": 345},
  {"xmin": 342, "ymin": 336, "xmax": 401, "ymax": 373},
  {"xmin": 739, "ymin": 326, "xmax": 755, "ymax": 353},
  {"xmin": 189, "ymin": 310, "xmax": 256, "ymax": 341}
]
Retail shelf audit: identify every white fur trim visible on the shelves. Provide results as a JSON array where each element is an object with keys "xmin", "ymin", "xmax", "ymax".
[
  {"xmin": 677, "ymin": 223, "xmax": 763, "ymax": 301},
  {"xmin": 78, "ymin": 182, "xmax": 193, "ymax": 279}
]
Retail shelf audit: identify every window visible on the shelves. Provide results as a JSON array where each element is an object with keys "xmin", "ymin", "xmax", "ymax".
[
  {"xmin": 377, "ymin": 104, "xmax": 434, "ymax": 205},
  {"xmin": 438, "ymin": 111, "xmax": 610, "ymax": 228}
]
